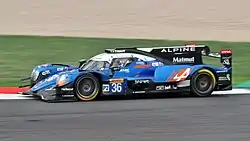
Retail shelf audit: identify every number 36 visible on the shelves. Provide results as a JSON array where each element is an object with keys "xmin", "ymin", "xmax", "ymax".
[{"xmin": 111, "ymin": 83, "xmax": 122, "ymax": 92}]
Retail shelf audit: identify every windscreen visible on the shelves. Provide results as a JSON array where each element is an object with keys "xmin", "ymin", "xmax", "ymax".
[
  {"xmin": 110, "ymin": 58, "xmax": 135, "ymax": 68},
  {"xmin": 80, "ymin": 60, "xmax": 110, "ymax": 71}
]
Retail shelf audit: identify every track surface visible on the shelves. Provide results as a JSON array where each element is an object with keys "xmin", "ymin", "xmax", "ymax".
[{"xmin": 1, "ymin": 94, "xmax": 250, "ymax": 141}]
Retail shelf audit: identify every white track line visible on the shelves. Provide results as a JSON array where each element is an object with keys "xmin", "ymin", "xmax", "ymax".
[
  {"xmin": 0, "ymin": 94, "xmax": 33, "ymax": 100},
  {"xmin": 212, "ymin": 88, "xmax": 250, "ymax": 95},
  {"xmin": 0, "ymin": 89, "xmax": 250, "ymax": 100}
]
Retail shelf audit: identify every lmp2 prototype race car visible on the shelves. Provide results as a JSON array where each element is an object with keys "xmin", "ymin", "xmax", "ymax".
[{"xmin": 19, "ymin": 44, "xmax": 232, "ymax": 102}]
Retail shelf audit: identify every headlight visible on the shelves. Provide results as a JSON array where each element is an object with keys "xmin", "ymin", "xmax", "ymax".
[
  {"xmin": 31, "ymin": 69, "xmax": 39, "ymax": 81},
  {"xmin": 57, "ymin": 74, "xmax": 69, "ymax": 87}
]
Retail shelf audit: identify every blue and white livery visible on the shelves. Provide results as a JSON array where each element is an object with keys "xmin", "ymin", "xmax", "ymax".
[{"xmin": 19, "ymin": 44, "xmax": 233, "ymax": 102}]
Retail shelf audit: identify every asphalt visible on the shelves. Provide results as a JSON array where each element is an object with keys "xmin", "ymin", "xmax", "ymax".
[{"xmin": 0, "ymin": 94, "xmax": 250, "ymax": 141}]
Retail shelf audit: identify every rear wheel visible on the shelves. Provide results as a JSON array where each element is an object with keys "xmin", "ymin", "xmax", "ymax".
[
  {"xmin": 190, "ymin": 69, "xmax": 216, "ymax": 97},
  {"xmin": 74, "ymin": 74, "xmax": 100, "ymax": 101}
]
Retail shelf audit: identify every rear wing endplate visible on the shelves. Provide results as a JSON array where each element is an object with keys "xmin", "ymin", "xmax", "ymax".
[{"xmin": 203, "ymin": 49, "xmax": 232, "ymax": 68}]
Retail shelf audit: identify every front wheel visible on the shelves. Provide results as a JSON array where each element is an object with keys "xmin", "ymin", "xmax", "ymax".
[
  {"xmin": 190, "ymin": 69, "xmax": 216, "ymax": 97},
  {"xmin": 74, "ymin": 74, "xmax": 100, "ymax": 101}
]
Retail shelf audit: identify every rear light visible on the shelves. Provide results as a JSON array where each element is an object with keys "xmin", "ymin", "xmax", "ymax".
[{"xmin": 220, "ymin": 50, "xmax": 232, "ymax": 54}]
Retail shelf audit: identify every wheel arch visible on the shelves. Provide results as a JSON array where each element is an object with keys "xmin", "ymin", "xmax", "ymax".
[
  {"xmin": 73, "ymin": 72, "xmax": 103, "ymax": 91},
  {"xmin": 199, "ymin": 67, "xmax": 217, "ymax": 83},
  {"xmin": 73, "ymin": 72, "xmax": 102, "ymax": 101},
  {"xmin": 189, "ymin": 66, "xmax": 218, "ymax": 89},
  {"xmin": 189, "ymin": 66, "xmax": 218, "ymax": 97},
  {"xmin": 75, "ymin": 72, "xmax": 102, "ymax": 83},
  {"xmin": 189, "ymin": 66, "xmax": 218, "ymax": 82}
]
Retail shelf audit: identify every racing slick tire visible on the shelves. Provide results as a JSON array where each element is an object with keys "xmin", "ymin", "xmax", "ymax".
[
  {"xmin": 190, "ymin": 69, "xmax": 216, "ymax": 97},
  {"xmin": 74, "ymin": 73, "xmax": 101, "ymax": 101}
]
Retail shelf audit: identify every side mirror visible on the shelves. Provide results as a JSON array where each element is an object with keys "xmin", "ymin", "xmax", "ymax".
[
  {"xmin": 201, "ymin": 46, "xmax": 211, "ymax": 56},
  {"xmin": 78, "ymin": 59, "xmax": 87, "ymax": 68}
]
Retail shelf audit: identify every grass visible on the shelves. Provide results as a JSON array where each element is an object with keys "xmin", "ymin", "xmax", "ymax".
[{"xmin": 0, "ymin": 35, "xmax": 250, "ymax": 86}]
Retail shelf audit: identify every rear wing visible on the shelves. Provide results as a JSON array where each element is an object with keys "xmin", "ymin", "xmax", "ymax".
[
  {"xmin": 105, "ymin": 44, "xmax": 232, "ymax": 67},
  {"xmin": 200, "ymin": 47, "xmax": 232, "ymax": 68},
  {"xmin": 219, "ymin": 50, "xmax": 232, "ymax": 68}
]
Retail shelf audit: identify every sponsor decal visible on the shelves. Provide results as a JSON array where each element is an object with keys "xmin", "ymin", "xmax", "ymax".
[
  {"xmin": 221, "ymin": 56, "xmax": 231, "ymax": 66},
  {"xmin": 216, "ymin": 70, "xmax": 227, "ymax": 73},
  {"xmin": 109, "ymin": 78, "xmax": 124, "ymax": 83},
  {"xmin": 134, "ymin": 64, "xmax": 150, "ymax": 68},
  {"xmin": 119, "ymin": 68, "xmax": 130, "ymax": 73},
  {"xmin": 136, "ymin": 61, "xmax": 146, "ymax": 65},
  {"xmin": 221, "ymin": 56, "xmax": 232, "ymax": 59},
  {"xmin": 161, "ymin": 47, "xmax": 196, "ymax": 53},
  {"xmin": 165, "ymin": 85, "xmax": 177, "ymax": 90},
  {"xmin": 173, "ymin": 57, "xmax": 195, "ymax": 63},
  {"xmin": 219, "ymin": 74, "xmax": 231, "ymax": 81},
  {"xmin": 102, "ymin": 84, "xmax": 110, "ymax": 92},
  {"xmin": 222, "ymin": 59, "xmax": 230, "ymax": 65},
  {"xmin": 42, "ymin": 70, "xmax": 50, "ymax": 75},
  {"xmin": 111, "ymin": 83, "xmax": 123, "ymax": 93},
  {"xmin": 46, "ymin": 74, "xmax": 59, "ymax": 82},
  {"xmin": 135, "ymin": 79, "xmax": 150, "ymax": 84},
  {"xmin": 33, "ymin": 74, "xmax": 59, "ymax": 89},
  {"xmin": 218, "ymin": 77, "xmax": 228, "ymax": 81},
  {"xmin": 103, "ymin": 83, "xmax": 124, "ymax": 93},
  {"xmin": 110, "ymin": 49, "xmax": 126, "ymax": 53},
  {"xmin": 61, "ymin": 88, "xmax": 73, "ymax": 91},
  {"xmin": 156, "ymin": 85, "xmax": 177, "ymax": 90},
  {"xmin": 156, "ymin": 85, "xmax": 164, "ymax": 90},
  {"xmin": 57, "ymin": 67, "xmax": 65, "ymax": 71},
  {"xmin": 168, "ymin": 68, "xmax": 192, "ymax": 82},
  {"xmin": 151, "ymin": 62, "xmax": 164, "ymax": 67}
]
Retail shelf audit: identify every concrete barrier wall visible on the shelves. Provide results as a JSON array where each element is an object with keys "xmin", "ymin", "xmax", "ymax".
[{"xmin": 0, "ymin": 0, "xmax": 250, "ymax": 41}]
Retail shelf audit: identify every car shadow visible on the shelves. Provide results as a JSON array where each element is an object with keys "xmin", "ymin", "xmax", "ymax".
[
  {"xmin": 96, "ymin": 92, "xmax": 230, "ymax": 102},
  {"xmin": 34, "ymin": 92, "xmax": 231, "ymax": 103}
]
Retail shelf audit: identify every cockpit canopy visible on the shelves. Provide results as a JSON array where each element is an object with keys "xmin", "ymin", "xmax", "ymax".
[{"xmin": 79, "ymin": 52, "xmax": 156, "ymax": 71}]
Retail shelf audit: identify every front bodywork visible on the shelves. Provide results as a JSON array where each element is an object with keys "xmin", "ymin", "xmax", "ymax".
[{"xmin": 20, "ymin": 63, "xmax": 78, "ymax": 88}]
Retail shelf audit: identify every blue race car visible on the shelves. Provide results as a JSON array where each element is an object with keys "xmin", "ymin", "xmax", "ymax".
[{"xmin": 19, "ymin": 44, "xmax": 232, "ymax": 102}]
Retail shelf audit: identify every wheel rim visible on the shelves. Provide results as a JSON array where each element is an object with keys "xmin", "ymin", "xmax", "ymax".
[
  {"xmin": 194, "ymin": 73, "xmax": 213, "ymax": 94},
  {"xmin": 197, "ymin": 74, "xmax": 211, "ymax": 90},
  {"xmin": 77, "ymin": 78, "xmax": 97, "ymax": 98}
]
